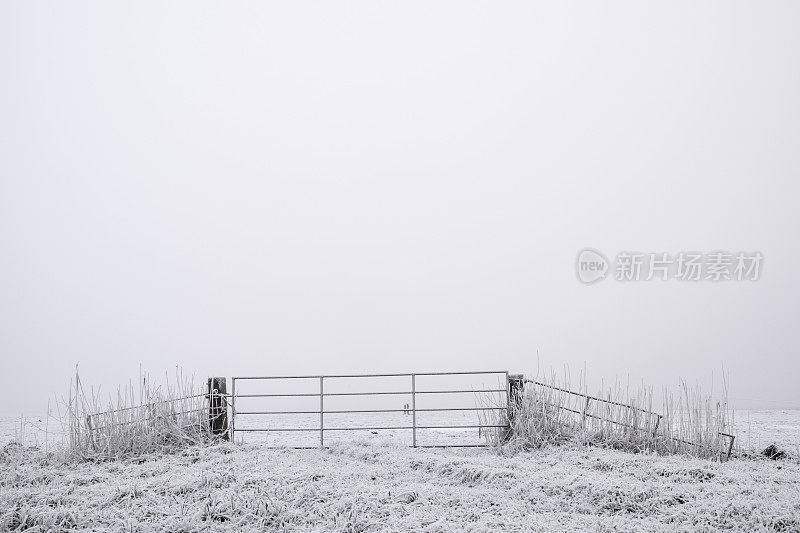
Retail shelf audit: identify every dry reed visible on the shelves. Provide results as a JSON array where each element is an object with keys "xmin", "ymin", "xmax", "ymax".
[
  {"xmin": 61, "ymin": 367, "xmax": 217, "ymax": 461},
  {"xmin": 479, "ymin": 369, "xmax": 735, "ymax": 460}
]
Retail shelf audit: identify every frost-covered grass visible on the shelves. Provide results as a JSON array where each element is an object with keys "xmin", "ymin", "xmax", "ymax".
[
  {"xmin": 2, "ymin": 439, "xmax": 799, "ymax": 532},
  {"xmin": 485, "ymin": 373, "xmax": 736, "ymax": 460},
  {"xmin": 62, "ymin": 369, "xmax": 216, "ymax": 461}
]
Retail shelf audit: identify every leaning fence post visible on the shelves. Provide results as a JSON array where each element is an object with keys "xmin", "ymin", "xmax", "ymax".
[
  {"xmin": 582, "ymin": 396, "xmax": 591, "ymax": 427},
  {"xmin": 85, "ymin": 415, "xmax": 95, "ymax": 450},
  {"xmin": 207, "ymin": 377, "xmax": 229, "ymax": 440},
  {"xmin": 721, "ymin": 433, "xmax": 735, "ymax": 461}
]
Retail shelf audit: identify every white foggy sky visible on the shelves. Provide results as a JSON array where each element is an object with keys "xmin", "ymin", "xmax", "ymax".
[{"xmin": 1, "ymin": 1, "xmax": 798, "ymax": 413}]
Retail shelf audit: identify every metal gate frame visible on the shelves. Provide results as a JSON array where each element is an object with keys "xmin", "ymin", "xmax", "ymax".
[{"xmin": 230, "ymin": 371, "xmax": 509, "ymax": 448}]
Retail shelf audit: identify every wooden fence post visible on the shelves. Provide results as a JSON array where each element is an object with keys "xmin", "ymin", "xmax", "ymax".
[
  {"xmin": 207, "ymin": 377, "xmax": 229, "ymax": 440},
  {"xmin": 504, "ymin": 374, "xmax": 525, "ymax": 441}
]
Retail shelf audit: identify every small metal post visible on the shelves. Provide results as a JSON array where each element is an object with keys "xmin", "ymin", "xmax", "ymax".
[
  {"xmin": 582, "ymin": 396, "xmax": 591, "ymax": 427},
  {"xmin": 319, "ymin": 376, "xmax": 324, "ymax": 448},
  {"xmin": 230, "ymin": 378, "xmax": 236, "ymax": 443},
  {"xmin": 411, "ymin": 374, "xmax": 416, "ymax": 448},
  {"xmin": 725, "ymin": 433, "xmax": 735, "ymax": 460},
  {"xmin": 653, "ymin": 414, "xmax": 661, "ymax": 438}
]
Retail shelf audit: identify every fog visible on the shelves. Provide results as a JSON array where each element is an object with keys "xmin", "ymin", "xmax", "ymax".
[{"xmin": 1, "ymin": 1, "xmax": 798, "ymax": 414}]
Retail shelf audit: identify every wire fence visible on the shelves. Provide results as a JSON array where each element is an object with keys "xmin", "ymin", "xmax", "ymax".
[
  {"xmin": 524, "ymin": 379, "xmax": 735, "ymax": 459},
  {"xmin": 80, "ymin": 372, "xmax": 735, "ymax": 459}
]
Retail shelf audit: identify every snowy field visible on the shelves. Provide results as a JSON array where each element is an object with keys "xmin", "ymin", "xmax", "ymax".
[
  {"xmin": 2, "ymin": 437, "xmax": 799, "ymax": 531},
  {"xmin": 1, "ymin": 410, "xmax": 799, "ymax": 531},
  {"xmin": 732, "ymin": 410, "xmax": 800, "ymax": 454}
]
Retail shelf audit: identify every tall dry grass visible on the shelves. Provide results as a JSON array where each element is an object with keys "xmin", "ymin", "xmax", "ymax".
[
  {"xmin": 480, "ymin": 370, "xmax": 735, "ymax": 460},
  {"xmin": 60, "ymin": 367, "xmax": 218, "ymax": 461}
]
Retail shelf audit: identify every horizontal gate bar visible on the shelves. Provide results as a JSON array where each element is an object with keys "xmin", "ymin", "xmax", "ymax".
[
  {"xmin": 415, "ymin": 389, "xmax": 506, "ymax": 394},
  {"xmin": 236, "ymin": 406, "xmax": 508, "ymax": 416},
  {"xmin": 232, "ymin": 371, "xmax": 507, "ymax": 380},
  {"xmin": 234, "ymin": 428, "xmax": 320, "ymax": 432},
  {"xmin": 252, "ymin": 445, "xmax": 493, "ymax": 449},
  {"xmin": 321, "ymin": 391, "xmax": 411, "ymax": 396},
  {"xmin": 235, "ymin": 393, "xmax": 322, "ymax": 398},
  {"xmin": 234, "ymin": 389, "xmax": 506, "ymax": 398},
  {"xmin": 415, "ymin": 424, "xmax": 507, "ymax": 429},
  {"xmin": 237, "ymin": 410, "xmax": 321, "ymax": 415},
  {"xmin": 417, "ymin": 444, "xmax": 492, "ymax": 448},
  {"xmin": 233, "ymin": 424, "xmax": 505, "ymax": 432},
  {"xmin": 416, "ymin": 407, "xmax": 507, "ymax": 412},
  {"xmin": 324, "ymin": 426, "xmax": 412, "ymax": 431},
  {"xmin": 236, "ymin": 426, "xmax": 413, "ymax": 432}
]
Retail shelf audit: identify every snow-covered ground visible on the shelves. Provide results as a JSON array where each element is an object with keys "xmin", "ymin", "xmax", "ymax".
[
  {"xmin": 2, "ymin": 438, "xmax": 799, "ymax": 532},
  {"xmin": 2, "ymin": 409, "xmax": 799, "ymax": 530},
  {"xmin": 732, "ymin": 410, "xmax": 800, "ymax": 454}
]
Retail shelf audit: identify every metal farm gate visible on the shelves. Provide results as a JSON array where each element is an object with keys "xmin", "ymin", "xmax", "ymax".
[{"xmin": 229, "ymin": 371, "xmax": 510, "ymax": 448}]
